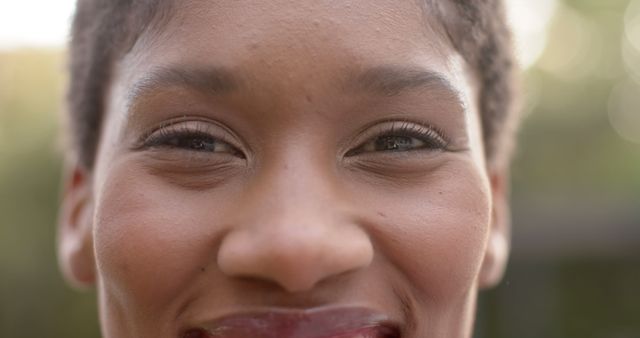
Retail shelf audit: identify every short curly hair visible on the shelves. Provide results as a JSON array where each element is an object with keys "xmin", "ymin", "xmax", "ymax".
[{"xmin": 67, "ymin": 0, "xmax": 518, "ymax": 169}]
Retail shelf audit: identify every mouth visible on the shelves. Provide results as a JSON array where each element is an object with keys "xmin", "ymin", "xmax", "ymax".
[{"xmin": 182, "ymin": 306, "xmax": 401, "ymax": 338}]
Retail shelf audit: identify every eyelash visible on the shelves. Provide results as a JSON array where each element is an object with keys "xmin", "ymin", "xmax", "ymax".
[
  {"xmin": 345, "ymin": 121, "xmax": 449, "ymax": 156},
  {"xmin": 141, "ymin": 122, "xmax": 245, "ymax": 158},
  {"xmin": 140, "ymin": 120, "xmax": 448, "ymax": 157}
]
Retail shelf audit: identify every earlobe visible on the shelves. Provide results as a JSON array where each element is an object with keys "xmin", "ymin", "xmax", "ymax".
[
  {"xmin": 479, "ymin": 170, "xmax": 511, "ymax": 289},
  {"xmin": 57, "ymin": 163, "xmax": 96, "ymax": 289}
]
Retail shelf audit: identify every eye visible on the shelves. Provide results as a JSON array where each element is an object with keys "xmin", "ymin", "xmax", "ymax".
[
  {"xmin": 367, "ymin": 135, "xmax": 426, "ymax": 152},
  {"xmin": 346, "ymin": 121, "xmax": 448, "ymax": 156},
  {"xmin": 141, "ymin": 120, "xmax": 245, "ymax": 158},
  {"xmin": 150, "ymin": 132, "xmax": 235, "ymax": 153}
]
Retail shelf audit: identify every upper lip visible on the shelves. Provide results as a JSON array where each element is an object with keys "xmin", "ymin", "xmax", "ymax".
[{"xmin": 187, "ymin": 306, "xmax": 401, "ymax": 338}]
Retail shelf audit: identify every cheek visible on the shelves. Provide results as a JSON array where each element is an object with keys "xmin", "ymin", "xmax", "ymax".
[
  {"xmin": 92, "ymin": 162, "xmax": 227, "ymax": 314},
  {"xmin": 365, "ymin": 160, "xmax": 491, "ymax": 304}
]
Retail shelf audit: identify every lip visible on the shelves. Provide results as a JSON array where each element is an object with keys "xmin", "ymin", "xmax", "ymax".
[{"xmin": 183, "ymin": 306, "xmax": 401, "ymax": 338}]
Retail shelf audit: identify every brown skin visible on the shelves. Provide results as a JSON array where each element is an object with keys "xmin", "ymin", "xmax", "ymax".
[{"xmin": 58, "ymin": 1, "xmax": 510, "ymax": 337}]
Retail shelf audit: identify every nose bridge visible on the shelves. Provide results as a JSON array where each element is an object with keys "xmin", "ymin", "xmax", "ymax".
[
  {"xmin": 247, "ymin": 130, "xmax": 346, "ymax": 229},
  {"xmin": 244, "ymin": 138, "xmax": 336, "ymax": 220},
  {"xmin": 216, "ymin": 149, "xmax": 373, "ymax": 292}
]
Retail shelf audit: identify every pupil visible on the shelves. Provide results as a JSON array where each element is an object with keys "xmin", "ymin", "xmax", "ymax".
[
  {"xmin": 188, "ymin": 138, "xmax": 214, "ymax": 151},
  {"xmin": 376, "ymin": 136, "xmax": 412, "ymax": 151}
]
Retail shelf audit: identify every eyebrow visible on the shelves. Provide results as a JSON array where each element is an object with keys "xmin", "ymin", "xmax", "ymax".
[
  {"xmin": 127, "ymin": 66, "xmax": 239, "ymax": 108},
  {"xmin": 127, "ymin": 64, "xmax": 465, "ymax": 109},
  {"xmin": 352, "ymin": 65, "xmax": 465, "ymax": 106}
]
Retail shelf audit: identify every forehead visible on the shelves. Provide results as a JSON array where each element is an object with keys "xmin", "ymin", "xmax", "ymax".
[{"xmin": 122, "ymin": 0, "xmax": 455, "ymax": 77}]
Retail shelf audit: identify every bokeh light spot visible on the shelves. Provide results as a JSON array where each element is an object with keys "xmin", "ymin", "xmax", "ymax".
[
  {"xmin": 506, "ymin": 0, "xmax": 558, "ymax": 69},
  {"xmin": 537, "ymin": 4, "xmax": 601, "ymax": 80},
  {"xmin": 608, "ymin": 79, "xmax": 640, "ymax": 144},
  {"xmin": 625, "ymin": 0, "xmax": 640, "ymax": 52}
]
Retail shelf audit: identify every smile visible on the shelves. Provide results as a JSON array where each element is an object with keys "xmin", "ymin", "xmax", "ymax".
[{"xmin": 182, "ymin": 307, "xmax": 401, "ymax": 338}]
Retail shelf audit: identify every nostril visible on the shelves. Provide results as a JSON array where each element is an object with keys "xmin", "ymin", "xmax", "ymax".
[{"xmin": 182, "ymin": 328, "xmax": 209, "ymax": 338}]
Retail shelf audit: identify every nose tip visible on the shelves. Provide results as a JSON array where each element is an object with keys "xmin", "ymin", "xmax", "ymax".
[{"xmin": 217, "ymin": 223, "xmax": 373, "ymax": 293}]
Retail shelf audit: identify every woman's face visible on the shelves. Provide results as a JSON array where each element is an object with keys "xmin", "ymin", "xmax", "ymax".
[{"xmin": 59, "ymin": 1, "xmax": 509, "ymax": 337}]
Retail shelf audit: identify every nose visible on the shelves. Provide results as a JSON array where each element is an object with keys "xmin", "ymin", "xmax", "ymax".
[{"xmin": 216, "ymin": 163, "xmax": 373, "ymax": 293}]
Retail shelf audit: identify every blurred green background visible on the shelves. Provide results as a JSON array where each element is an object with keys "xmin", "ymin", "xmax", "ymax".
[{"xmin": 1, "ymin": 0, "xmax": 639, "ymax": 337}]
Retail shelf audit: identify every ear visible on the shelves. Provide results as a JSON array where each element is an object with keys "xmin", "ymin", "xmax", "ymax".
[
  {"xmin": 478, "ymin": 167, "xmax": 511, "ymax": 289},
  {"xmin": 57, "ymin": 162, "xmax": 96, "ymax": 289}
]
